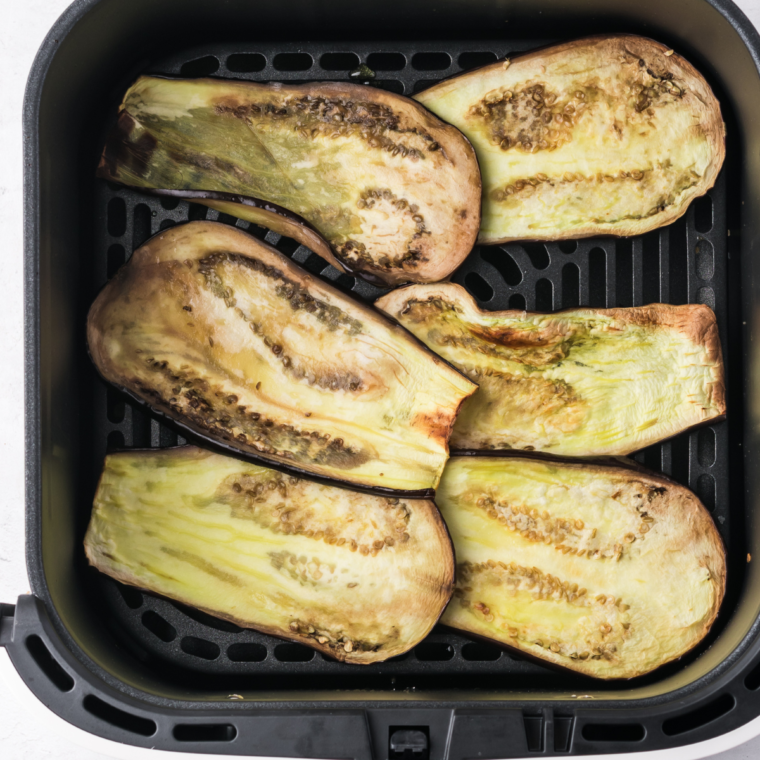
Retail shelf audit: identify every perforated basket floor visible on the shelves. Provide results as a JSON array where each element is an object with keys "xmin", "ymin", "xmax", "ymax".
[{"xmin": 88, "ymin": 39, "xmax": 733, "ymax": 693}]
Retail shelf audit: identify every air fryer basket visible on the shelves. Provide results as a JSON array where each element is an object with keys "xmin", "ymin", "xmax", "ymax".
[{"xmin": 4, "ymin": 0, "xmax": 760, "ymax": 756}]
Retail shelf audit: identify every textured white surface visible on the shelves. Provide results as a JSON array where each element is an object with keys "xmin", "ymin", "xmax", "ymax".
[{"xmin": 2, "ymin": 1, "xmax": 760, "ymax": 758}]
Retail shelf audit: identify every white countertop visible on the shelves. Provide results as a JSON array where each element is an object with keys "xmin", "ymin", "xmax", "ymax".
[{"xmin": 2, "ymin": 1, "xmax": 760, "ymax": 757}]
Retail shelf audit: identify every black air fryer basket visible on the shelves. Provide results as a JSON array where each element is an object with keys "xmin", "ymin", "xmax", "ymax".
[{"xmin": 5, "ymin": 0, "xmax": 760, "ymax": 756}]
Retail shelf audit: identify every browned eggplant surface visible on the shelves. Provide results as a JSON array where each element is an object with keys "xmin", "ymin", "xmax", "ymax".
[
  {"xmin": 376, "ymin": 283, "xmax": 725, "ymax": 456},
  {"xmin": 85, "ymin": 446, "xmax": 455, "ymax": 664},
  {"xmin": 416, "ymin": 35, "xmax": 725, "ymax": 243},
  {"xmin": 98, "ymin": 77, "xmax": 482, "ymax": 286},
  {"xmin": 87, "ymin": 222, "xmax": 477, "ymax": 493},
  {"xmin": 437, "ymin": 454, "xmax": 726, "ymax": 678}
]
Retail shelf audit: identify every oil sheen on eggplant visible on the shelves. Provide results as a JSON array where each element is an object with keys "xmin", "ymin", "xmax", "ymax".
[
  {"xmin": 86, "ymin": 222, "xmax": 477, "ymax": 493},
  {"xmin": 97, "ymin": 76, "xmax": 481, "ymax": 286},
  {"xmin": 437, "ymin": 455, "xmax": 725, "ymax": 678},
  {"xmin": 376, "ymin": 283, "xmax": 725, "ymax": 456},
  {"xmin": 84, "ymin": 446, "xmax": 455, "ymax": 664},
  {"xmin": 415, "ymin": 35, "xmax": 725, "ymax": 243}
]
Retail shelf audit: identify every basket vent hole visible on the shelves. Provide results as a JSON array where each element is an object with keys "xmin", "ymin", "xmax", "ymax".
[
  {"xmin": 697, "ymin": 427, "xmax": 716, "ymax": 467},
  {"xmin": 275, "ymin": 235, "xmax": 301, "ymax": 256},
  {"xmin": 481, "ymin": 247, "xmax": 522, "ymax": 286},
  {"xmin": 662, "ymin": 694, "xmax": 735, "ymax": 736},
  {"xmin": 301, "ymin": 252, "xmax": 330, "ymax": 274},
  {"xmin": 141, "ymin": 611, "xmax": 177, "ymax": 643},
  {"xmin": 458, "ymin": 52, "xmax": 498, "ymax": 70},
  {"xmin": 557, "ymin": 240, "xmax": 578, "ymax": 254},
  {"xmin": 642, "ymin": 232, "xmax": 660, "ymax": 304},
  {"xmin": 159, "ymin": 195, "xmax": 180, "ymax": 210},
  {"xmin": 106, "ymin": 430, "xmax": 125, "ymax": 451},
  {"xmin": 83, "ymin": 695, "xmax": 156, "ymax": 737},
  {"xmin": 107, "ymin": 244, "xmax": 125, "ymax": 279},
  {"xmin": 535, "ymin": 278, "xmax": 553, "ymax": 312},
  {"xmin": 698, "ymin": 286, "xmax": 715, "ymax": 309},
  {"xmin": 616, "ymin": 239, "xmax": 633, "ymax": 307},
  {"xmin": 188, "ymin": 203, "xmax": 209, "ymax": 222},
  {"xmin": 172, "ymin": 602, "xmax": 243, "ymax": 633},
  {"xmin": 174, "ymin": 724, "xmax": 237, "ymax": 742},
  {"xmin": 582, "ymin": 723, "xmax": 645, "ymax": 742},
  {"xmin": 386, "ymin": 652, "xmax": 410, "ymax": 662},
  {"xmin": 521, "ymin": 242, "xmax": 550, "ymax": 270},
  {"xmin": 509, "ymin": 293, "xmax": 526, "ymax": 310},
  {"xmin": 180, "ymin": 56, "xmax": 219, "ymax": 77},
  {"xmin": 106, "ymin": 384, "xmax": 125, "ymax": 424},
  {"xmin": 464, "ymin": 272, "xmax": 493, "ymax": 302},
  {"xmin": 696, "ymin": 239, "xmax": 715, "ymax": 281},
  {"xmin": 273, "ymin": 53, "xmax": 313, "ymax": 71},
  {"xmin": 213, "ymin": 212, "xmax": 238, "ymax": 227},
  {"xmin": 132, "ymin": 204, "xmax": 152, "ymax": 250},
  {"xmin": 107, "ymin": 197, "xmax": 126, "ymax": 237},
  {"xmin": 588, "ymin": 247, "xmax": 607, "ymax": 308},
  {"xmin": 375, "ymin": 80, "xmax": 405, "ymax": 94},
  {"xmin": 414, "ymin": 642, "xmax": 454, "ymax": 661},
  {"xmin": 696, "ymin": 474, "xmax": 716, "ymax": 511},
  {"xmin": 181, "ymin": 636, "xmax": 221, "ymax": 660},
  {"xmin": 669, "ymin": 218, "xmax": 689, "ymax": 304},
  {"xmin": 523, "ymin": 715, "xmax": 544, "ymax": 752},
  {"xmin": 321, "ymin": 52, "xmax": 360, "ymax": 70},
  {"xmin": 554, "ymin": 715, "xmax": 574, "ymax": 752},
  {"xmin": 694, "ymin": 194, "xmax": 714, "ymax": 233},
  {"xmin": 366, "ymin": 52, "xmax": 406, "ymax": 71},
  {"xmin": 461, "ymin": 642, "xmax": 502, "ymax": 661},
  {"xmin": 227, "ymin": 643, "xmax": 267, "ymax": 662},
  {"xmin": 227, "ymin": 53, "xmax": 266, "ymax": 73},
  {"xmin": 411, "ymin": 52, "xmax": 451, "ymax": 71},
  {"xmin": 116, "ymin": 583, "xmax": 143, "ymax": 609},
  {"xmin": 561, "ymin": 263, "xmax": 580, "ymax": 309},
  {"xmin": 274, "ymin": 643, "xmax": 315, "ymax": 662},
  {"xmin": 25, "ymin": 635, "xmax": 74, "ymax": 692},
  {"xmin": 670, "ymin": 434, "xmax": 690, "ymax": 486}
]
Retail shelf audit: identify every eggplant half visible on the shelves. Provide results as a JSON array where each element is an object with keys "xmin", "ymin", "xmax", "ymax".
[
  {"xmin": 376, "ymin": 283, "xmax": 725, "ymax": 456},
  {"xmin": 415, "ymin": 35, "xmax": 725, "ymax": 243},
  {"xmin": 97, "ymin": 76, "xmax": 481, "ymax": 286},
  {"xmin": 87, "ymin": 222, "xmax": 477, "ymax": 494},
  {"xmin": 437, "ymin": 454, "xmax": 726, "ymax": 679},
  {"xmin": 85, "ymin": 446, "xmax": 455, "ymax": 664}
]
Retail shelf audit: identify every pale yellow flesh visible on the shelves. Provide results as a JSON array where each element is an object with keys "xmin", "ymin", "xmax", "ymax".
[
  {"xmin": 85, "ymin": 447, "xmax": 455, "ymax": 664},
  {"xmin": 98, "ymin": 77, "xmax": 481, "ymax": 285},
  {"xmin": 87, "ymin": 223, "xmax": 476, "ymax": 491},
  {"xmin": 415, "ymin": 35, "xmax": 725, "ymax": 242},
  {"xmin": 376, "ymin": 283, "xmax": 725, "ymax": 456},
  {"xmin": 437, "ymin": 456, "xmax": 725, "ymax": 678}
]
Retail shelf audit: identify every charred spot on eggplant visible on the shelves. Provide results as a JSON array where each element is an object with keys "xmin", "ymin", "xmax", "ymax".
[
  {"xmin": 437, "ymin": 454, "xmax": 726, "ymax": 679},
  {"xmin": 84, "ymin": 446, "xmax": 455, "ymax": 664},
  {"xmin": 376, "ymin": 282, "xmax": 725, "ymax": 456},
  {"xmin": 415, "ymin": 35, "xmax": 725, "ymax": 242},
  {"xmin": 97, "ymin": 77, "xmax": 481, "ymax": 286},
  {"xmin": 87, "ymin": 222, "xmax": 476, "ymax": 493}
]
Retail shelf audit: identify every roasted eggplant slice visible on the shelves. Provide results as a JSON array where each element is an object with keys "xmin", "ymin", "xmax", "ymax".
[
  {"xmin": 85, "ymin": 446, "xmax": 455, "ymax": 664},
  {"xmin": 376, "ymin": 283, "xmax": 725, "ymax": 455},
  {"xmin": 415, "ymin": 35, "xmax": 725, "ymax": 243},
  {"xmin": 437, "ymin": 454, "xmax": 726, "ymax": 679},
  {"xmin": 87, "ymin": 223, "xmax": 476, "ymax": 494},
  {"xmin": 97, "ymin": 76, "xmax": 481, "ymax": 286}
]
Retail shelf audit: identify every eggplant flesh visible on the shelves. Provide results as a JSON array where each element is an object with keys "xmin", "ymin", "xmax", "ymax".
[
  {"xmin": 86, "ymin": 222, "xmax": 477, "ymax": 493},
  {"xmin": 97, "ymin": 77, "xmax": 481, "ymax": 286},
  {"xmin": 85, "ymin": 447, "xmax": 455, "ymax": 664},
  {"xmin": 376, "ymin": 283, "xmax": 725, "ymax": 456},
  {"xmin": 436, "ymin": 455, "xmax": 726, "ymax": 679},
  {"xmin": 415, "ymin": 35, "xmax": 725, "ymax": 243}
]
